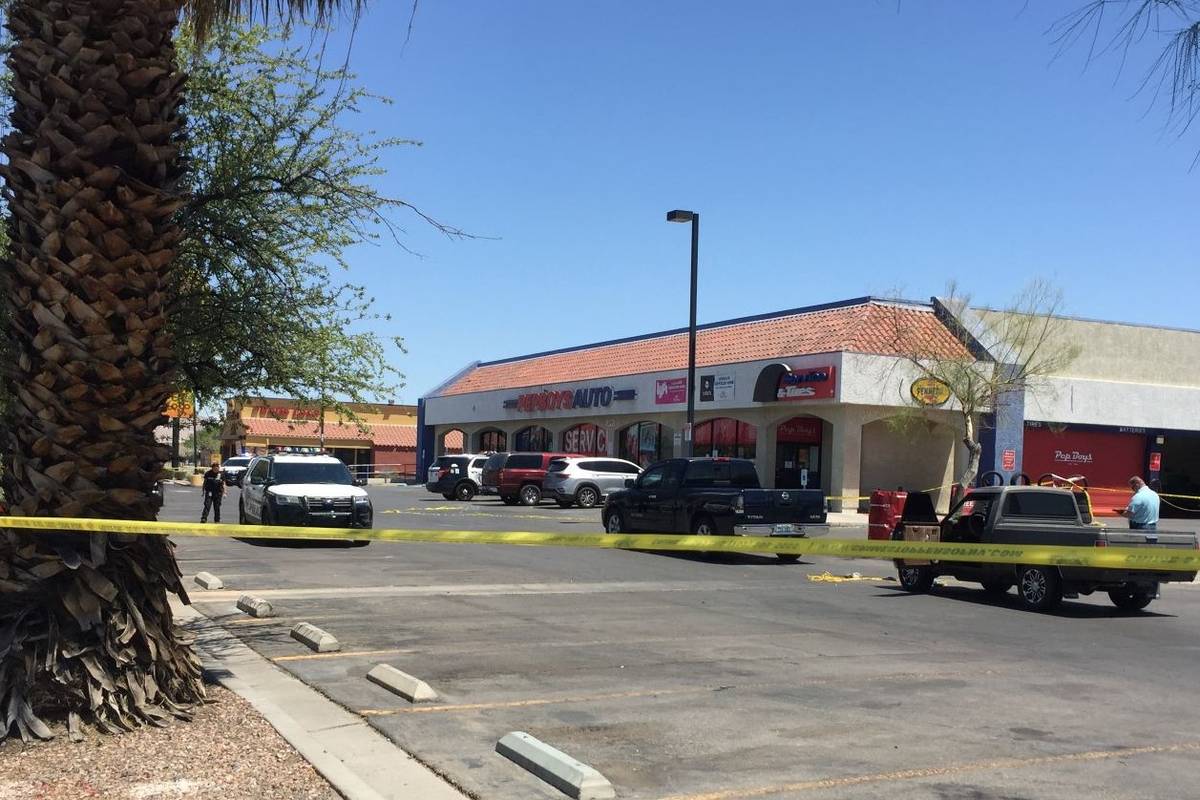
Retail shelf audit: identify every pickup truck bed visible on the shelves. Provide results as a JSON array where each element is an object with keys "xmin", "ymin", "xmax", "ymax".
[
  {"xmin": 602, "ymin": 457, "xmax": 828, "ymax": 562},
  {"xmin": 894, "ymin": 486, "xmax": 1198, "ymax": 612}
]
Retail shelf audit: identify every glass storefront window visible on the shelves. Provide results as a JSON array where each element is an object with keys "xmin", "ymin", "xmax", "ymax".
[
  {"xmin": 514, "ymin": 426, "xmax": 554, "ymax": 452},
  {"xmin": 479, "ymin": 429, "xmax": 507, "ymax": 453},
  {"xmin": 693, "ymin": 418, "xmax": 757, "ymax": 460},
  {"xmin": 562, "ymin": 424, "xmax": 607, "ymax": 455},
  {"xmin": 619, "ymin": 422, "xmax": 667, "ymax": 467}
]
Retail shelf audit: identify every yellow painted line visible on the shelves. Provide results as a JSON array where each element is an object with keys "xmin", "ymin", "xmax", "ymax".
[
  {"xmin": 360, "ymin": 686, "xmax": 710, "ymax": 717},
  {"xmin": 359, "ymin": 671, "xmax": 972, "ymax": 717},
  {"xmin": 272, "ymin": 648, "xmax": 415, "ymax": 663},
  {"xmin": 3, "ymin": 515, "xmax": 1198, "ymax": 571},
  {"xmin": 657, "ymin": 741, "xmax": 1200, "ymax": 800}
]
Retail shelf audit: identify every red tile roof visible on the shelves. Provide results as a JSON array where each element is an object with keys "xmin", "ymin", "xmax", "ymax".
[
  {"xmin": 237, "ymin": 419, "xmax": 462, "ymax": 449},
  {"xmin": 439, "ymin": 300, "xmax": 970, "ymax": 396}
]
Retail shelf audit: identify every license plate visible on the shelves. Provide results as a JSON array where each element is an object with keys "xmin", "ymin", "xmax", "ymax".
[{"xmin": 771, "ymin": 524, "xmax": 797, "ymax": 535}]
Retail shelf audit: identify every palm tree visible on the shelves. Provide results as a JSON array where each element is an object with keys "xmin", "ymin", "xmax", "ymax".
[{"xmin": 0, "ymin": 0, "xmax": 361, "ymax": 740}]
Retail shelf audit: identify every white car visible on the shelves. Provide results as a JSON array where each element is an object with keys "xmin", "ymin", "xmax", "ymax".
[
  {"xmin": 541, "ymin": 457, "xmax": 642, "ymax": 508},
  {"xmin": 239, "ymin": 454, "xmax": 372, "ymax": 537}
]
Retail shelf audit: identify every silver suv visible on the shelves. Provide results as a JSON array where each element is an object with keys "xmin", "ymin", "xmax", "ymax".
[{"xmin": 543, "ymin": 457, "xmax": 642, "ymax": 508}]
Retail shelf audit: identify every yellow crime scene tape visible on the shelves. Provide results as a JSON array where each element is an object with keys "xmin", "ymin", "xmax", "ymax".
[{"xmin": 2, "ymin": 516, "xmax": 1198, "ymax": 572}]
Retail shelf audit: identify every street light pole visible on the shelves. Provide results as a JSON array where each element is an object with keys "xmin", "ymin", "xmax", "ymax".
[{"xmin": 667, "ymin": 210, "xmax": 699, "ymax": 457}]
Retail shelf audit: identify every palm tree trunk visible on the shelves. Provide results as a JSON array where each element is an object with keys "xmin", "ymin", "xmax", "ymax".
[{"xmin": 0, "ymin": 0, "xmax": 204, "ymax": 740}]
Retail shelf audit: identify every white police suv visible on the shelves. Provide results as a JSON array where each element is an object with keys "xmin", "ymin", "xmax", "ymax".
[{"xmin": 238, "ymin": 453, "xmax": 373, "ymax": 534}]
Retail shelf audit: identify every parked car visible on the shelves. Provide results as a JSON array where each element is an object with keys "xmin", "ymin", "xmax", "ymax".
[
  {"xmin": 239, "ymin": 453, "xmax": 372, "ymax": 540},
  {"xmin": 892, "ymin": 486, "xmax": 1199, "ymax": 612},
  {"xmin": 542, "ymin": 456, "xmax": 642, "ymax": 508},
  {"xmin": 481, "ymin": 451, "xmax": 578, "ymax": 506},
  {"xmin": 601, "ymin": 457, "xmax": 828, "ymax": 561},
  {"xmin": 221, "ymin": 455, "xmax": 252, "ymax": 486},
  {"xmin": 426, "ymin": 454, "xmax": 490, "ymax": 501}
]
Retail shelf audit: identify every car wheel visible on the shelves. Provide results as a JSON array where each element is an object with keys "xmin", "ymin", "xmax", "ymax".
[
  {"xmin": 238, "ymin": 502, "xmax": 247, "ymax": 524},
  {"xmin": 1017, "ymin": 566, "xmax": 1063, "ymax": 612},
  {"xmin": 691, "ymin": 516, "xmax": 716, "ymax": 535},
  {"xmin": 519, "ymin": 484, "xmax": 542, "ymax": 506},
  {"xmin": 1108, "ymin": 583, "xmax": 1156, "ymax": 611},
  {"xmin": 897, "ymin": 564, "xmax": 934, "ymax": 593},
  {"xmin": 980, "ymin": 578, "xmax": 1013, "ymax": 595},
  {"xmin": 261, "ymin": 505, "xmax": 273, "ymax": 526},
  {"xmin": 575, "ymin": 486, "xmax": 600, "ymax": 509},
  {"xmin": 442, "ymin": 492, "xmax": 456, "ymax": 501},
  {"xmin": 776, "ymin": 554, "xmax": 801, "ymax": 563},
  {"xmin": 604, "ymin": 510, "xmax": 626, "ymax": 533},
  {"xmin": 455, "ymin": 482, "xmax": 476, "ymax": 502}
]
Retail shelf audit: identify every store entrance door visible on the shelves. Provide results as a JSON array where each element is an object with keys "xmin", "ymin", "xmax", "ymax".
[
  {"xmin": 775, "ymin": 417, "xmax": 823, "ymax": 490},
  {"xmin": 776, "ymin": 442, "xmax": 820, "ymax": 489}
]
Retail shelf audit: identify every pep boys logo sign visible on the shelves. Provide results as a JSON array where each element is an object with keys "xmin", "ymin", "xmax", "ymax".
[
  {"xmin": 1054, "ymin": 450, "xmax": 1094, "ymax": 465},
  {"xmin": 504, "ymin": 386, "xmax": 636, "ymax": 413}
]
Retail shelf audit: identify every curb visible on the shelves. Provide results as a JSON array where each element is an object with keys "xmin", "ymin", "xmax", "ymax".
[
  {"xmin": 237, "ymin": 594, "xmax": 274, "ymax": 618},
  {"xmin": 366, "ymin": 664, "xmax": 438, "ymax": 703},
  {"xmin": 496, "ymin": 731, "xmax": 615, "ymax": 799},
  {"xmin": 172, "ymin": 601, "xmax": 467, "ymax": 800},
  {"xmin": 291, "ymin": 622, "xmax": 340, "ymax": 652},
  {"xmin": 194, "ymin": 572, "xmax": 224, "ymax": 590}
]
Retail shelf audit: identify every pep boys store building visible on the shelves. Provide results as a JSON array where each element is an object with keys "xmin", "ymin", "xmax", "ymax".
[{"xmin": 420, "ymin": 298, "xmax": 978, "ymax": 511}]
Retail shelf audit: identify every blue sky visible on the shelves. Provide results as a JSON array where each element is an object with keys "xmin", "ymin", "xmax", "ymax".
[{"xmin": 304, "ymin": 1, "xmax": 1198, "ymax": 401}]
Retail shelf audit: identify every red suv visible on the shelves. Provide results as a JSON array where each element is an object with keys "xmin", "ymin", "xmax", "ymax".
[{"xmin": 482, "ymin": 452, "xmax": 576, "ymax": 506}]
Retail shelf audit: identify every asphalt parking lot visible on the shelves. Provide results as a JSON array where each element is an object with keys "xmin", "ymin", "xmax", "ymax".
[{"xmin": 165, "ymin": 484, "xmax": 1200, "ymax": 800}]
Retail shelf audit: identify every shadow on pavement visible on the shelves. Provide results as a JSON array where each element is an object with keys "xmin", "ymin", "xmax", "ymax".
[
  {"xmin": 631, "ymin": 549, "xmax": 814, "ymax": 567},
  {"xmin": 872, "ymin": 583, "xmax": 1177, "ymax": 619}
]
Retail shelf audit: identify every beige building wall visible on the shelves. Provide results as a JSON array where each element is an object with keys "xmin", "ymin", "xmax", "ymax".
[{"xmin": 972, "ymin": 312, "xmax": 1200, "ymax": 387}]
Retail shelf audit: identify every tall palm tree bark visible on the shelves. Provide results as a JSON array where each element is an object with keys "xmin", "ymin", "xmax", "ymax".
[{"xmin": 0, "ymin": 0, "xmax": 205, "ymax": 740}]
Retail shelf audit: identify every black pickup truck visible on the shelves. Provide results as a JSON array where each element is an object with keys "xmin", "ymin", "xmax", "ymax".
[
  {"xmin": 894, "ymin": 486, "xmax": 1198, "ymax": 612},
  {"xmin": 601, "ymin": 457, "xmax": 828, "ymax": 561}
]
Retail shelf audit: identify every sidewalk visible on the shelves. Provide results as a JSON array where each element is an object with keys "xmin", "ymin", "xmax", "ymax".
[{"xmin": 172, "ymin": 602, "xmax": 469, "ymax": 800}]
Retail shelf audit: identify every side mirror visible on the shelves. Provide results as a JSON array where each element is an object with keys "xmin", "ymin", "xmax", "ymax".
[
  {"xmin": 624, "ymin": 478, "xmax": 636, "ymax": 489},
  {"xmin": 355, "ymin": 477, "xmax": 368, "ymax": 487},
  {"xmin": 249, "ymin": 476, "xmax": 264, "ymax": 486}
]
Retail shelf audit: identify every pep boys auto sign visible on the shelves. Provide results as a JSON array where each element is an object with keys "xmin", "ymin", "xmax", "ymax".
[{"xmin": 504, "ymin": 385, "xmax": 636, "ymax": 413}]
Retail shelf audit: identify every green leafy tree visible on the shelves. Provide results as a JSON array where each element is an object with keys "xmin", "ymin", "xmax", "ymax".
[{"xmin": 173, "ymin": 22, "xmax": 457, "ymax": 419}]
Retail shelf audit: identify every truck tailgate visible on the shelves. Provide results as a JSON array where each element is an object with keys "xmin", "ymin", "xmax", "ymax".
[
  {"xmin": 741, "ymin": 489, "xmax": 825, "ymax": 525},
  {"xmin": 1101, "ymin": 530, "xmax": 1198, "ymax": 549}
]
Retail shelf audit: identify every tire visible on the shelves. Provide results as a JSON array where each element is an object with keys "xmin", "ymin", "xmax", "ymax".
[
  {"xmin": 980, "ymin": 577, "xmax": 1013, "ymax": 595},
  {"xmin": 454, "ymin": 482, "xmax": 476, "ymax": 502},
  {"xmin": 239, "ymin": 501, "xmax": 246, "ymax": 524},
  {"xmin": 1109, "ymin": 584, "xmax": 1156, "ymax": 611},
  {"xmin": 261, "ymin": 504, "xmax": 274, "ymax": 526},
  {"xmin": 442, "ymin": 492, "xmax": 456, "ymax": 501},
  {"xmin": 519, "ymin": 484, "xmax": 542, "ymax": 506},
  {"xmin": 691, "ymin": 515, "xmax": 716, "ymax": 535},
  {"xmin": 898, "ymin": 564, "xmax": 934, "ymax": 593},
  {"xmin": 1017, "ymin": 566, "xmax": 1063, "ymax": 611},
  {"xmin": 604, "ymin": 510, "xmax": 627, "ymax": 533},
  {"xmin": 501, "ymin": 496, "xmax": 519, "ymax": 506},
  {"xmin": 575, "ymin": 485, "xmax": 600, "ymax": 509},
  {"xmin": 776, "ymin": 554, "xmax": 801, "ymax": 563}
]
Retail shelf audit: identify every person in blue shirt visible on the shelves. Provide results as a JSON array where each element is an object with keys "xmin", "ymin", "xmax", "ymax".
[{"xmin": 1121, "ymin": 476, "xmax": 1160, "ymax": 531}]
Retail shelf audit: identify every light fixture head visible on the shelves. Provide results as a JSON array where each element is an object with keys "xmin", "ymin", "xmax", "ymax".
[{"xmin": 666, "ymin": 209, "xmax": 695, "ymax": 223}]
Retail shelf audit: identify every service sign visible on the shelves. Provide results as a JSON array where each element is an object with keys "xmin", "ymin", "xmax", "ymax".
[
  {"xmin": 910, "ymin": 377, "xmax": 952, "ymax": 406},
  {"xmin": 776, "ymin": 366, "xmax": 836, "ymax": 401}
]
